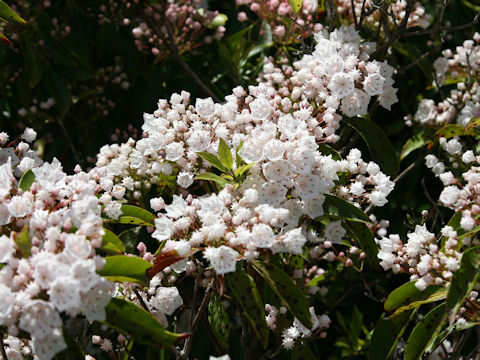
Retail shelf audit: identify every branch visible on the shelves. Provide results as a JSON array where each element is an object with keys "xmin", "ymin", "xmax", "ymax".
[
  {"xmin": 401, "ymin": 13, "xmax": 480, "ymax": 38},
  {"xmin": 0, "ymin": 336, "xmax": 7, "ymax": 360},
  {"xmin": 148, "ymin": 1, "xmax": 221, "ymax": 103}
]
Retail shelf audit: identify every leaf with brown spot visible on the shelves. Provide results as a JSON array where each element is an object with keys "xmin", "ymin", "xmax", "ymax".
[{"xmin": 148, "ymin": 248, "xmax": 198, "ymax": 278}]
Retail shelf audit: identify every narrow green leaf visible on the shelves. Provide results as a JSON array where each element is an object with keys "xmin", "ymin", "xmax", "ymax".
[
  {"xmin": 306, "ymin": 274, "xmax": 326, "ymax": 287},
  {"xmin": 218, "ymin": 138, "xmax": 233, "ymax": 171},
  {"xmin": 289, "ymin": 0, "xmax": 303, "ymax": 13},
  {"xmin": 318, "ymin": 144, "xmax": 341, "ymax": 160},
  {"xmin": 107, "ymin": 216, "xmax": 154, "ymax": 227},
  {"xmin": 18, "ymin": 169, "xmax": 35, "ymax": 191},
  {"xmin": 195, "ymin": 172, "xmax": 229, "ymax": 185},
  {"xmin": 344, "ymin": 116, "xmax": 399, "ymax": 176},
  {"xmin": 98, "ymin": 255, "xmax": 152, "ymax": 285},
  {"xmin": 15, "ymin": 225, "xmax": 31, "ymax": 257},
  {"xmin": 344, "ymin": 221, "xmax": 379, "ymax": 267},
  {"xmin": 101, "ymin": 229, "xmax": 126, "ymax": 254},
  {"xmin": 322, "ymin": 194, "xmax": 371, "ymax": 223},
  {"xmin": 208, "ymin": 293, "xmax": 230, "ymax": 351},
  {"xmin": 103, "ymin": 298, "xmax": 186, "ymax": 348},
  {"xmin": 384, "ymin": 282, "xmax": 444, "ymax": 314},
  {"xmin": 253, "ymin": 262, "xmax": 312, "ymax": 329},
  {"xmin": 391, "ymin": 291, "xmax": 447, "ymax": 317},
  {"xmin": 435, "ymin": 124, "xmax": 480, "ymax": 139},
  {"xmin": 120, "ymin": 205, "xmax": 155, "ymax": 225},
  {"xmin": 196, "ymin": 152, "xmax": 229, "ymax": 173},
  {"xmin": 446, "ymin": 246, "xmax": 480, "ymax": 324},
  {"xmin": 0, "ymin": 32, "xmax": 12, "ymax": 45},
  {"xmin": 0, "ymin": 0, "xmax": 26, "ymax": 24},
  {"xmin": 369, "ymin": 310, "xmax": 415, "ymax": 360},
  {"xmin": 400, "ymin": 130, "xmax": 431, "ymax": 160},
  {"xmin": 404, "ymin": 303, "xmax": 447, "ymax": 360},
  {"xmin": 234, "ymin": 163, "xmax": 255, "ymax": 178},
  {"xmin": 225, "ymin": 269, "xmax": 269, "ymax": 349},
  {"xmin": 465, "ymin": 117, "xmax": 480, "ymax": 132}
]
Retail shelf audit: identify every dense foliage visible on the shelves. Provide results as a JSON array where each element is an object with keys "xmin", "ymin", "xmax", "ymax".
[{"xmin": 0, "ymin": 0, "xmax": 479, "ymax": 359}]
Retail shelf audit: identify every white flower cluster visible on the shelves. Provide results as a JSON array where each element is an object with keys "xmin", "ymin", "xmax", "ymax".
[
  {"xmin": 263, "ymin": 304, "xmax": 330, "ymax": 349},
  {"xmin": 408, "ymin": 33, "xmax": 480, "ymax": 127},
  {"xmin": 0, "ymin": 139, "xmax": 113, "ymax": 359},
  {"xmin": 87, "ymin": 26, "xmax": 396, "ymax": 275},
  {"xmin": 378, "ymin": 224, "xmax": 464, "ymax": 291},
  {"xmin": 259, "ymin": 25, "xmax": 398, "ymax": 133},
  {"xmin": 336, "ymin": 0, "xmax": 431, "ymax": 30}
]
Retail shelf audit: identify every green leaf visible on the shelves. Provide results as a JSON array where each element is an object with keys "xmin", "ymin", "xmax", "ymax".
[
  {"xmin": 306, "ymin": 274, "xmax": 326, "ymax": 287},
  {"xmin": 0, "ymin": 0, "xmax": 26, "ymax": 24},
  {"xmin": 53, "ymin": 329, "xmax": 84, "ymax": 360},
  {"xmin": 318, "ymin": 144, "xmax": 341, "ymax": 160},
  {"xmin": 103, "ymin": 298, "xmax": 186, "ymax": 348},
  {"xmin": 369, "ymin": 310, "xmax": 415, "ymax": 360},
  {"xmin": 120, "ymin": 205, "xmax": 155, "ymax": 225},
  {"xmin": 384, "ymin": 282, "xmax": 444, "ymax": 315},
  {"xmin": 18, "ymin": 169, "xmax": 35, "ymax": 191},
  {"xmin": 98, "ymin": 255, "xmax": 152, "ymax": 285},
  {"xmin": 322, "ymin": 194, "xmax": 371, "ymax": 223},
  {"xmin": 197, "ymin": 152, "xmax": 229, "ymax": 173},
  {"xmin": 289, "ymin": 0, "xmax": 303, "ymax": 14},
  {"xmin": 435, "ymin": 124, "xmax": 480, "ymax": 139},
  {"xmin": 225, "ymin": 269, "xmax": 269, "ymax": 349},
  {"xmin": 343, "ymin": 221, "xmax": 379, "ymax": 267},
  {"xmin": 234, "ymin": 163, "xmax": 255, "ymax": 178},
  {"xmin": 218, "ymin": 138, "xmax": 233, "ymax": 172},
  {"xmin": 446, "ymin": 246, "xmax": 480, "ymax": 324},
  {"xmin": 344, "ymin": 116, "xmax": 399, "ymax": 176},
  {"xmin": 400, "ymin": 130, "xmax": 431, "ymax": 160},
  {"xmin": 101, "ymin": 229, "xmax": 126, "ymax": 254},
  {"xmin": 195, "ymin": 172, "xmax": 229, "ymax": 186},
  {"xmin": 208, "ymin": 293, "xmax": 230, "ymax": 351},
  {"xmin": 253, "ymin": 262, "xmax": 312, "ymax": 329},
  {"xmin": 465, "ymin": 117, "xmax": 480, "ymax": 132},
  {"xmin": 108, "ymin": 216, "xmax": 154, "ymax": 227},
  {"xmin": 15, "ymin": 225, "xmax": 31, "ymax": 257},
  {"xmin": 404, "ymin": 303, "xmax": 447, "ymax": 360}
]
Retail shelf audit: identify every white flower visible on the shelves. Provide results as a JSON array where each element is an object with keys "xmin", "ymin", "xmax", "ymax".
[
  {"xmin": 0, "ymin": 284, "xmax": 15, "ymax": 324},
  {"xmin": 152, "ymin": 216, "xmax": 175, "ymax": 241},
  {"xmin": 251, "ymin": 223, "xmax": 274, "ymax": 248},
  {"xmin": 196, "ymin": 98, "xmax": 215, "ymax": 117},
  {"xmin": 340, "ymin": 89, "xmax": 371, "ymax": 117},
  {"xmin": 327, "ymin": 72, "xmax": 354, "ymax": 99},
  {"xmin": 439, "ymin": 186, "xmax": 460, "ymax": 206},
  {"xmin": 177, "ymin": 171, "xmax": 194, "ymax": 188},
  {"xmin": 203, "ymin": 246, "xmax": 239, "ymax": 274},
  {"xmin": 0, "ymin": 235, "xmax": 15, "ymax": 263},
  {"xmin": 363, "ymin": 73, "xmax": 385, "ymax": 96},
  {"xmin": 324, "ymin": 221, "xmax": 346, "ymax": 244},
  {"xmin": 249, "ymin": 97, "xmax": 271, "ymax": 120},
  {"xmin": 22, "ymin": 128, "xmax": 37, "ymax": 143},
  {"xmin": 150, "ymin": 287, "xmax": 183, "ymax": 316}
]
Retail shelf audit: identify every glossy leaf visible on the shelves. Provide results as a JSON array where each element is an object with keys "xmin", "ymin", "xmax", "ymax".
[
  {"xmin": 0, "ymin": 0, "xmax": 26, "ymax": 24},
  {"xmin": 435, "ymin": 124, "xmax": 480, "ymax": 138},
  {"xmin": 404, "ymin": 303, "xmax": 447, "ymax": 360},
  {"xmin": 197, "ymin": 152, "xmax": 229, "ymax": 173},
  {"xmin": 384, "ymin": 282, "xmax": 444, "ymax": 314},
  {"xmin": 15, "ymin": 225, "xmax": 31, "ymax": 257},
  {"xmin": 318, "ymin": 143, "xmax": 341, "ymax": 160},
  {"xmin": 465, "ymin": 117, "xmax": 480, "ymax": 132},
  {"xmin": 108, "ymin": 216, "xmax": 154, "ymax": 227},
  {"xmin": 0, "ymin": 32, "xmax": 11, "ymax": 45},
  {"xmin": 322, "ymin": 194, "xmax": 371, "ymax": 223},
  {"xmin": 101, "ymin": 229, "xmax": 126, "ymax": 254},
  {"xmin": 225, "ymin": 269, "xmax": 269, "ymax": 348},
  {"xmin": 253, "ymin": 261, "xmax": 312, "ymax": 329},
  {"xmin": 218, "ymin": 138, "xmax": 233, "ymax": 171},
  {"xmin": 446, "ymin": 246, "xmax": 480, "ymax": 324},
  {"xmin": 369, "ymin": 310, "xmax": 414, "ymax": 360},
  {"xmin": 344, "ymin": 220, "xmax": 379, "ymax": 267},
  {"xmin": 289, "ymin": 0, "xmax": 303, "ymax": 13},
  {"xmin": 400, "ymin": 130, "xmax": 431, "ymax": 160},
  {"xmin": 195, "ymin": 172, "xmax": 229, "ymax": 186},
  {"xmin": 234, "ymin": 162, "xmax": 255, "ymax": 178},
  {"xmin": 18, "ymin": 169, "xmax": 35, "ymax": 191},
  {"xmin": 120, "ymin": 205, "xmax": 155, "ymax": 225},
  {"xmin": 208, "ymin": 293, "xmax": 231, "ymax": 350},
  {"xmin": 98, "ymin": 255, "xmax": 152, "ymax": 285},
  {"xmin": 344, "ymin": 116, "xmax": 399, "ymax": 176},
  {"xmin": 103, "ymin": 298, "xmax": 187, "ymax": 348}
]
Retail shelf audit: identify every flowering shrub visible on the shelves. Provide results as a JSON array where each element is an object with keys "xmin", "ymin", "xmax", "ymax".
[{"xmin": 1, "ymin": 0, "xmax": 480, "ymax": 359}]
